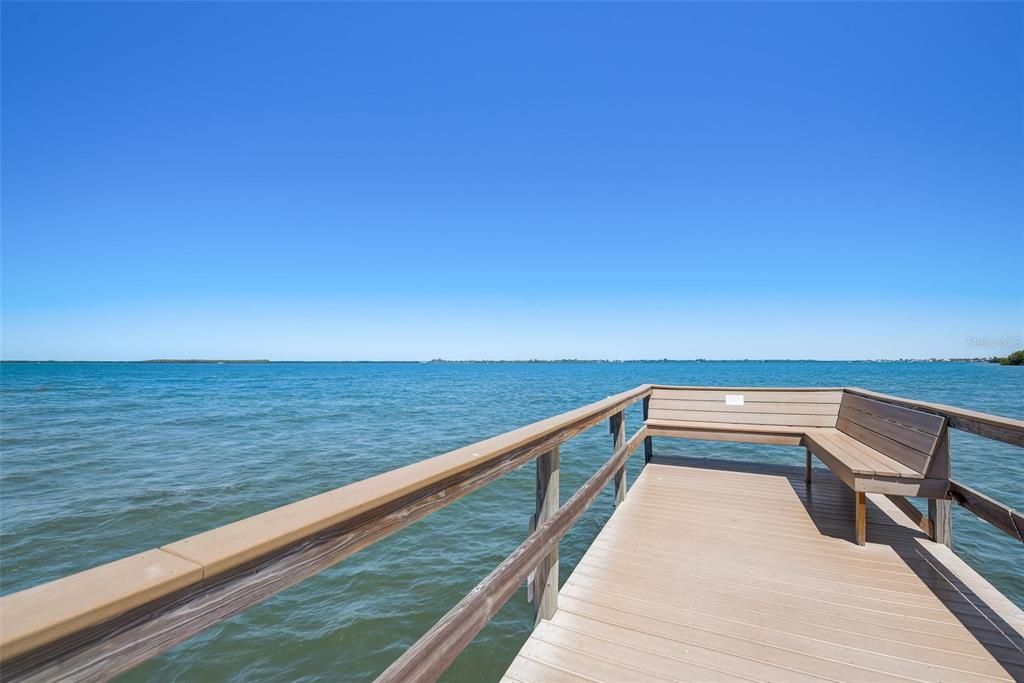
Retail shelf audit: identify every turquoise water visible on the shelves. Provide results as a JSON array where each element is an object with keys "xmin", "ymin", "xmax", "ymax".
[{"xmin": 1, "ymin": 361, "xmax": 1022, "ymax": 681}]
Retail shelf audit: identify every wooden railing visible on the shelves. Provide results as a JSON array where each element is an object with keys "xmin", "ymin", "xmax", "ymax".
[
  {"xmin": 0, "ymin": 385, "xmax": 652, "ymax": 682},
  {"xmin": 1, "ymin": 382, "xmax": 1021, "ymax": 682},
  {"xmin": 377, "ymin": 427, "xmax": 648, "ymax": 682}
]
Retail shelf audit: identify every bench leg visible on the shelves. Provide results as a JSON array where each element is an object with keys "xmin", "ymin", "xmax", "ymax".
[
  {"xmin": 805, "ymin": 448, "xmax": 812, "ymax": 484},
  {"xmin": 855, "ymin": 491, "xmax": 867, "ymax": 546}
]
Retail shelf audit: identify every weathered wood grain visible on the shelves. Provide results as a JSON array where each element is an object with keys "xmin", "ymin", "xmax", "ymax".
[
  {"xmin": 833, "ymin": 418, "xmax": 931, "ymax": 474},
  {"xmin": 929, "ymin": 498, "xmax": 953, "ymax": 547},
  {"xmin": 647, "ymin": 425, "xmax": 804, "ymax": 446},
  {"xmin": 646, "ymin": 417, "xmax": 805, "ymax": 443},
  {"xmin": 836, "ymin": 393, "xmax": 946, "ymax": 475},
  {"xmin": 611, "ymin": 411, "xmax": 626, "ymax": 506},
  {"xmin": 840, "ymin": 393, "xmax": 947, "ymax": 435},
  {"xmin": 650, "ymin": 399, "xmax": 841, "ymax": 415},
  {"xmin": 649, "ymin": 408, "xmax": 836, "ymax": 427},
  {"xmin": 0, "ymin": 389, "xmax": 652, "ymax": 681},
  {"xmin": 803, "ymin": 429, "xmax": 915, "ymax": 477},
  {"xmin": 0, "ymin": 551, "xmax": 202, "ymax": 663},
  {"xmin": 530, "ymin": 447, "xmax": 559, "ymax": 624},
  {"xmin": 838, "ymin": 405, "xmax": 940, "ymax": 457},
  {"xmin": 375, "ymin": 427, "xmax": 648, "ymax": 683},
  {"xmin": 161, "ymin": 385, "xmax": 653, "ymax": 579},
  {"xmin": 949, "ymin": 480, "xmax": 1024, "ymax": 543},
  {"xmin": 845, "ymin": 387, "xmax": 1024, "ymax": 448}
]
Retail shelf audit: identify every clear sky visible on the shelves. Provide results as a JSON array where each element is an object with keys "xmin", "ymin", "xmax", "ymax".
[{"xmin": 2, "ymin": 2, "xmax": 1022, "ymax": 360}]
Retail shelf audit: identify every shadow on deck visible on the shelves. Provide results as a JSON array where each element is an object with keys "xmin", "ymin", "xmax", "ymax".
[
  {"xmin": 504, "ymin": 454, "xmax": 1024, "ymax": 682},
  {"xmin": 660, "ymin": 455, "xmax": 1024, "ymax": 679}
]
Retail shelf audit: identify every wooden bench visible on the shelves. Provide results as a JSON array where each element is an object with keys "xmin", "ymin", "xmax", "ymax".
[{"xmin": 645, "ymin": 387, "xmax": 951, "ymax": 545}]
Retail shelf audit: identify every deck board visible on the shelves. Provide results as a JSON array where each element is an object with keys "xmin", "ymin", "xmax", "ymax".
[{"xmin": 504, "ymin": 456, "xmax": 1024, "ymax": 682}]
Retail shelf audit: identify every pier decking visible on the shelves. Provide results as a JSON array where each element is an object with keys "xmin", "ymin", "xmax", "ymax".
[
  {"xmin": 1, "ymin": 384, "xmax": 1022, "ymax": 682},
  {"xmin": 504, "ymin": 457, "xmax": 1024, "ymax": 682}
]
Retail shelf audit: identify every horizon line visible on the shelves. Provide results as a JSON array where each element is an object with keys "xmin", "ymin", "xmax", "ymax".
[{"xmin": 0, "ymin": 357, "xmax": 1005, "ymax": 364}]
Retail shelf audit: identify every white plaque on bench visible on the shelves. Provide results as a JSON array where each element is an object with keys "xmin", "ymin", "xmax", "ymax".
[{"xmin": 725, "ymin": 394, "xmax": 744, "ymax": 406}]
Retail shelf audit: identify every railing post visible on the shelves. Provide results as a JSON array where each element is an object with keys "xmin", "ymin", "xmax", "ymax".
[
  {"xmin": 929, "ymin": 428, "xmax": 953, "ymax": 546},
  {"xmin": 611, "ymin": 411, "xmax": 627, "ymax": 505},
  {"xmin": 642, "ymin": 395, "xmax": 653, "ymax": 463},
  {"xmin": 929, "ymin": 498, "xmax": 952, "ymax": 546},
  {"xmin": 529, "ymin": 446, "xmax": 559, "ymax": 623}
]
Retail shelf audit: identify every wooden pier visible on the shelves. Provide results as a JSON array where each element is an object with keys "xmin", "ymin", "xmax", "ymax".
[
  {"xmin": 1, "ymin": 385, "xmax": 1022, "ymax": 682},
  {"xmin": 504, "ymin": 457, "xmax": 1024, "ymax": 682}
]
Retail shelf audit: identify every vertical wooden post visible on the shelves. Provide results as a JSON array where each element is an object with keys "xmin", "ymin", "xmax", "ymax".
[
  {"xmin": 642, "ymin": 395, "xmax": 653, "ymax": 463},
  {"xmin": 805, "ymin": 448, "xmax": 813, "ymax": 484},
  {"xmin": 929, "ymin": 499, "xmax": 952, "ymax": 547},
  {"xmin": 855, "ymin": 491, "xmax": 867, "ymax": 546},
  {"xmin": 927, "ymin": 427, "xmax": 953, "ymax": 547},
  {"xmin": 530, "ymin": 447, "xmax": 559, "ymax": 623},
  {"xmin": 610, "ymin": 411, "xmax": 626, "ymax": 505}
]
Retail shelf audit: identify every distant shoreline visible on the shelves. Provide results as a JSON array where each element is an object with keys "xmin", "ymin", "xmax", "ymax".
[
  {"xmin": 141, "ymin": 359, "xmax": 272, "ymax": 364},
  {"xmin": 0, "ymin": 358, "xmax": 1005, "ymax": 364}
]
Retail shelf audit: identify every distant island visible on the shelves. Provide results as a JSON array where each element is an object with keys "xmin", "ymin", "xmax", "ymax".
[
  {"xmin": 989, "ymin": 350, "xmax": 1024, "ymax": 366},
  {"xmin": 142, "ymin": 359, "xmax": 271, "ymax": 364}
]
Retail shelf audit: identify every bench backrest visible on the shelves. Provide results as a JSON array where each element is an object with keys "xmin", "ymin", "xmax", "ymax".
[
  {"xmin": 648, "ymin": 388, "xmax": 842, "ymax": 429},
  {"xmin": 837, "ymin": 392, "xmax": 947, "ymax": 476}
]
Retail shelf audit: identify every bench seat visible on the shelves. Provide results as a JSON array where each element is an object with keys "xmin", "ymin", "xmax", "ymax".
[
  {"xmin": 646, "ymin": 421, "xmax": 945, "ymax": 492},
  {"xmin": 644, "ymin": 387, "xmax": 952, "ymax": 545},
  {"xmin": 804, "ymin": 428, "xmax": 922, "ymax": 479}
]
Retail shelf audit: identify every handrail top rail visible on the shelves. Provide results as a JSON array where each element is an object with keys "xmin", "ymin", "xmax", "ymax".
[
  {"xmin": 160, "ymin": 383, "xmax": 652, "ymax": 578},
  {"xmin": 0, "ymin": 384, "xmax": 653, "ymax": 662}
]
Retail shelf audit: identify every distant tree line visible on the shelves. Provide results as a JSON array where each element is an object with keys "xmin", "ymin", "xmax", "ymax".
[{"xmin": 990, "ymin": 350, "xmax": 1024, "ymax": 366}]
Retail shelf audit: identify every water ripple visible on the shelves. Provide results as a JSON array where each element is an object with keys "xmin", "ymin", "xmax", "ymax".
[{"xmin": 1, "ymin": 361, "xmax": 1021, "ymax": 682}]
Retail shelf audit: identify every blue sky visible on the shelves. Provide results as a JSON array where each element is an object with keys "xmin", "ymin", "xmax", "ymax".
[{"xmin": 2, "ymin": 2, "xmax": 1022, "ymax": 360}]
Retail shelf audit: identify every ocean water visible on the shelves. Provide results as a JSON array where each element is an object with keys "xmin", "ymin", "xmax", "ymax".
[{"xmin": 1, "ymin": 361, "xmax": 1022, "ymax": 682}]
